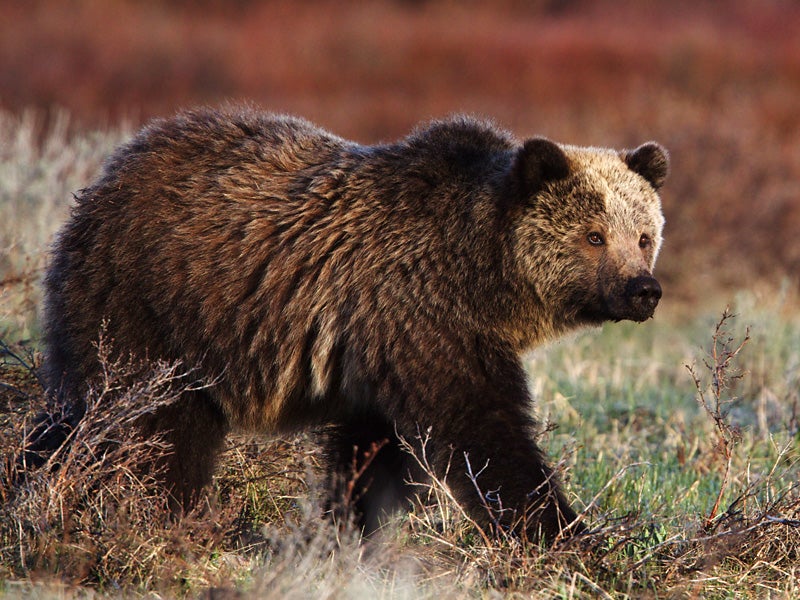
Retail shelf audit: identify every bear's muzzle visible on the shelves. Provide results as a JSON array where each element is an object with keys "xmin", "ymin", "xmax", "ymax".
[{"xmin": 623, "ymin": 275, "xmax": 662, "ymax": 321}]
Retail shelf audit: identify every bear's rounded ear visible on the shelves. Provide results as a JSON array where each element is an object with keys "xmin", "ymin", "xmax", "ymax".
[
  {"xmin": 623, "ymin": 142, "xmax": 670, "ymax": 190},
  {"xmin": 514, "ymin": 137, "xmax": 571, "ymax": 196}
]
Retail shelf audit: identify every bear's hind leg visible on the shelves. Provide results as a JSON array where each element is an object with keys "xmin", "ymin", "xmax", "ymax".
[
  {"xmin": 325, "ymin": 412, "xmax": 422, "ymax": 535},
  {"xmin": 137, "ymin": 390, "xmax": 230, "ymax": 511}
]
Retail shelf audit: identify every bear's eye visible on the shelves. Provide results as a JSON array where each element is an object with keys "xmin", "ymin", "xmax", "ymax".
[
  {"xmin": 587, "ymin": 232, "xmax": 605, "ymax": 246},
  {"xmin": 639, "ymin": 234, "xmax": 651, "ymax": 249}
]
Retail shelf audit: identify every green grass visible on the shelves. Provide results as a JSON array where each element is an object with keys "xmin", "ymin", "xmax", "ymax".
[
  {"xmin": 532, "ymin": 302, "xmax": 799, "ymax": 516},
  {"xmin": 1, "ymin": 112, "xmax": 799, "ymax": 598}
]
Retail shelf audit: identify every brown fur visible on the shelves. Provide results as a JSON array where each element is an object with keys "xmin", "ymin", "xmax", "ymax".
[{"xmin": 41, "ymin": 107, "xmax": 668, "ymax": 541}]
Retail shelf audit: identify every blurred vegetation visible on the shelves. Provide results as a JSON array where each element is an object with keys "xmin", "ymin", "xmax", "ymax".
[{"xmin": 1, "ymin": 0, "xmax": 799, "ymax": 304}]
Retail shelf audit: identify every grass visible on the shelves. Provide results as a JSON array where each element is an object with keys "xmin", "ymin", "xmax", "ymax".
[
  {"xmin": 0, "ymin": 111, "xmax": 799, "ymax": 597},
  {"xmin": 0, "ymin": 110, "xmax": 126, "ymax": 341}
]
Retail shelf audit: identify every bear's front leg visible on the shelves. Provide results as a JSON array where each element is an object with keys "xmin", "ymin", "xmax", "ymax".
[{"xmin": 394, "ymin": 356, "xmax": 584, "ymax": 544}]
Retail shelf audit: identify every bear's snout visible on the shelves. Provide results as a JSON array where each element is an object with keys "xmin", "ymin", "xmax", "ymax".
[{"xmin": 624, "ymin": 275, "xmax": 662, "ymax": 321}]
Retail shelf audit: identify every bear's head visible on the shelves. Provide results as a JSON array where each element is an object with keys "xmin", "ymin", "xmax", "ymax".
[{"xmin": 511, "ymin": 137, "xmax": 668, "ymax": 331}]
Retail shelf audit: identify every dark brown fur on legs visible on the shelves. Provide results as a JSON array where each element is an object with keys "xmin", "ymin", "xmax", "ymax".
[
  {"xmin": 39, "ymin": 107, "xmax": 668, "ymax": 544},
  {"xmin": 388, "ymin": 343, "xmax": 581, "ymax": 541},
  {"xmin": 136, "ymin": 391, "xmax": 230, "ymax": 510},
  {"xmin": 327, "ymin": 356, "xmax": 582, "ymax": 540},
  {"xmin": 325, "ymin": 412, "xmax": 423, "ymax": 535}
]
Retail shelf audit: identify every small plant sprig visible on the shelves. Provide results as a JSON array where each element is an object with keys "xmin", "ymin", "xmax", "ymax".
[
  {"xmin": 342, "ymin": 437, "xmax": 388, "ymax": 510},
  {"xmin": 686, "ymin": 307, "xmax": 750, "ymax": 531}
]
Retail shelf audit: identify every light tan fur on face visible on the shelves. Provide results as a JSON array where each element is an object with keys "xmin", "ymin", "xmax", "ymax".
[
  {"xmin": 563, "ymin": 146, "xmax": 665, "ymax": 270},
  {"xmin": 510, "ymin": 142, "xmax": 666, "ymax": 347},
  {"xmin": 552, "ymin": 147, "xmax": 665, "ymax": 311}
]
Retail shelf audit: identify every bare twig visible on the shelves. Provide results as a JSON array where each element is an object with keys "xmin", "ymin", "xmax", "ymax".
[
  {"xmin": 342, "ymin": 437, "xmax": 388, "ymax": 506},
  {"xmin": 686, "ymin": 307, "xmax": 750, "ymax": 530}
]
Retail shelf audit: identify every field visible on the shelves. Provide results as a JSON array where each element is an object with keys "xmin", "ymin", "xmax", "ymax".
[{"xmin": 2, "ymin": 0, "xmax": 800, "ymax": 597}]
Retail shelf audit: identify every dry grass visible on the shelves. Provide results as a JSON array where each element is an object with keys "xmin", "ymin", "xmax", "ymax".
[{"xmin": 0, "ymin": 110, "xmax": 125, "ymax": 340}]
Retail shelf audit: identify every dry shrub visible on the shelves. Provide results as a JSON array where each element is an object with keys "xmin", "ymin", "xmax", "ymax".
[
  {"xmin": 0, "ymin": 328, "xmax": 345, "ymax": 596},
  {"xmin": 666, "ymin": 309, "xmax": 800, "ymax": 594},
  {"xmin": 0, "ymin": 334, "xmax": 233, "ymax": 592}
]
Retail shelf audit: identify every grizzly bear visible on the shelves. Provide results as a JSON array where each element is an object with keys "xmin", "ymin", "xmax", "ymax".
[{"xmin": 40, "ymin": 107, "xmax": 668, "ymax": 542}]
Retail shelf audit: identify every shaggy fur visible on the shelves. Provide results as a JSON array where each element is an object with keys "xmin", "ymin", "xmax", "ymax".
[{"xmin": 41, "ymin": 107, "xmax": 668, "ymax": 542}]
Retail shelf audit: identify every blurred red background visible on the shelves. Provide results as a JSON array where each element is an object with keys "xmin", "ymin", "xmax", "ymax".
[{"xmin": 2, "ymin": 0, "xmax": 799, "ymax": 304}]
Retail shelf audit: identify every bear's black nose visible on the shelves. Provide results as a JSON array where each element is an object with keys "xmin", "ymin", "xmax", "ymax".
[{"xmin": 626, "ymin": 275, "xmax": 662, "ymax": 317}]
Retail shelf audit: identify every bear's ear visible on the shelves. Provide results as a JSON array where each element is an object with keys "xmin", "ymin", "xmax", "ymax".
[
  {"xmin": 623, "ymin": 142, "xmax": 670, "ymax": 190},
  {"xmin": 514, "ymin": 137, "xmax": 571, "ymax": 196}
]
